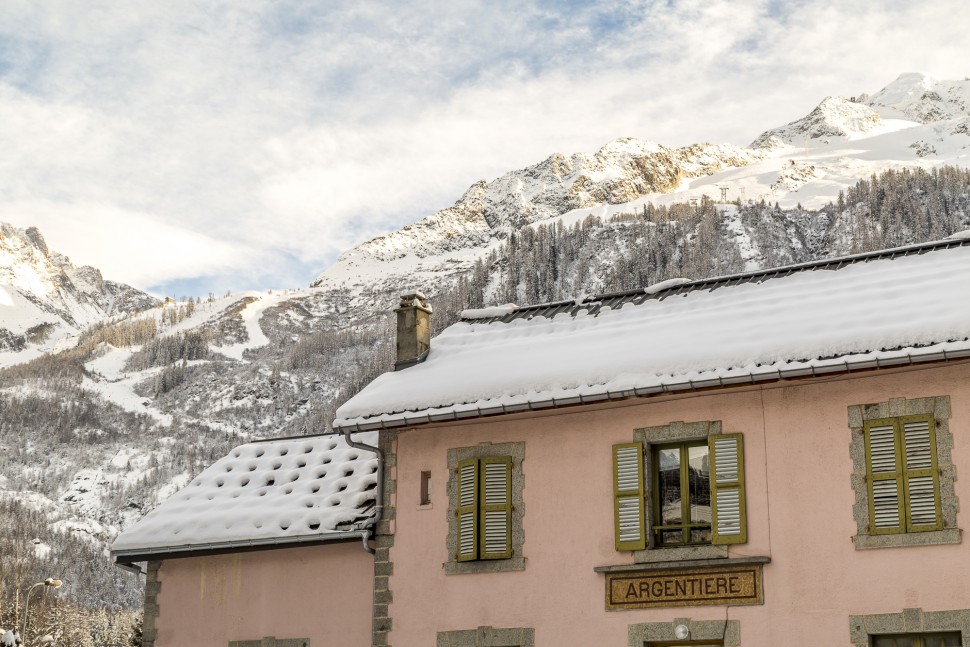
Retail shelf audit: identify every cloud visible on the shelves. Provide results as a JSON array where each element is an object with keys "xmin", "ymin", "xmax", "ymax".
[{"xmin": 0, "ymin": 0, "xmax": 967, "ymax": 296}]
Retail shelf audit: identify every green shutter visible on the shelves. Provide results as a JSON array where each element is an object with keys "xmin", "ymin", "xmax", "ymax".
[
  {"xmin": 900, "ymin": 414, "xmax": 943, "ymax": 532},
  {"xmin": 864, "ymin": 418, "xmax": 905, "ymax": 534},
  {"xmin": 613, "ymin": 442, "xmax": 646, "ymax": 551},
  {"xmin": 456, "ymin": 458, "xmax": 479, "ymax": 561},
  {"xmin": 710, "ymin": 433, "xmax": 747, "ymax": 545},
  {"xmin": 479, "ymin": 456, "xmax": 512, "ymax": 559}
]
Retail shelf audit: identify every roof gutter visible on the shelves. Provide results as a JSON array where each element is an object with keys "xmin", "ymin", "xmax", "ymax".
[
  {"xmin": 334, "ymin": 345, "xmax": 970, "ymax": 432},
  {"xmin": 342, "ymin": 429, "xmax": 384, "ymax": 555},
  {"xmin": 112, "ymin": 530, "xmax": 368, "ymax": 566}
]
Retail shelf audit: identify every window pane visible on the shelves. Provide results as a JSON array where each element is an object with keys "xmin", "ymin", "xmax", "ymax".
[
  {"xmin": 930, "ymin": 634, "xmax": 963, "ymax": 647},
  {"xmin": 658, "ymin": 448, "xmax": 682, "ymax": 526},
  {"xmin": 661, "ymin": 530, "xmax": 683, "ymax": 545},
  {"xmin": 873, "ymin": 638, "xmax": 913, "ymax": 647},
  {"xmin": 688, "ymin": 444, "xmax": 711, "ymax": 524},
  {"xmin": 690, "ymin": 527, "xmax": 712, "ymax": 543}
]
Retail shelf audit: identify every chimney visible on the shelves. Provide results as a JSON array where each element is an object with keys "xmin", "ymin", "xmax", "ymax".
[{"xmin": 395, "ymin": 291, "xmax": 432, "ymax": 370}]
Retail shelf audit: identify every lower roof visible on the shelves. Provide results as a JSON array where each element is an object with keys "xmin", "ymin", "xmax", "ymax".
[{"xmin": 111, "ymin": 432, "xmax": 378, "ymax": 560}]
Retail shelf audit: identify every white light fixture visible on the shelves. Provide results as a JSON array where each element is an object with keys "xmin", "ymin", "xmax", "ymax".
[{"xmin": 674, "ymin": 624, "xmax": 691, "ymax": 640}]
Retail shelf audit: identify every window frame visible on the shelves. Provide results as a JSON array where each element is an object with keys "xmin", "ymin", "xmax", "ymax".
[
  {"xmin": 850, "ymin": 607, "xmax": 970, "ymax": 647},
  {"xmin": 628, "ymin": 619, "xmax": 740, "ymax": 647},
  {"xmin": 444, "ymin": 442, "xmax": 525, "ymax": 575},
  {"xmin": 864, "ymin": 413, "xmax": 943, "ymax": 535},
  {"xmin": 871, "ymin": 632, "xmax": 962, "ymax": 647}
]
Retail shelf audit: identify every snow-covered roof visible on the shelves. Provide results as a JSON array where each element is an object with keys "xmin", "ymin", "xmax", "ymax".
[
  {"xmin": 111, "ymin": 432, "xmax": 377, "ymax": 559},
  {"xmin": 334, "ymin": 238, "xmax": 970, "ymax": 431}
]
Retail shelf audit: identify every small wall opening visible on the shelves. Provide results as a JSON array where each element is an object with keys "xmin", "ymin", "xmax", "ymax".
[{"xmin": 420, "ymin": 471, "xmax": 432, "ymax": 505}]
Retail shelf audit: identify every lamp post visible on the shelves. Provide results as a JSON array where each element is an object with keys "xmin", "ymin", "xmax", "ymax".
[{"xmin": 21, "ymin": 578, "xmax": 62, "ymax": 646}]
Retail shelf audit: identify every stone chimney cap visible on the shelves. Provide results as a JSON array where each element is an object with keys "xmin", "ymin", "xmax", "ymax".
[{"xmin": 398, "ymin": 291, "xmax": 431, "ymax": 312}]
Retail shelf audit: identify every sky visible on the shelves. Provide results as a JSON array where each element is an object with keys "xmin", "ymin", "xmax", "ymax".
[{"xmin": 0, "ymin": 0, "xmax": 968, "ymax": 298}]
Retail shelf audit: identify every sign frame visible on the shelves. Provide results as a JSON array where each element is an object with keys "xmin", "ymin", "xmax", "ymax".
[{"xmin": 605, "ymin": 563, "xmax": 764, "ymax": 610}]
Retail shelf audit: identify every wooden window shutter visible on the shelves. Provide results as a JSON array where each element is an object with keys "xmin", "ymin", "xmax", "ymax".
[
  {"xmin": 900, "ymin": 414, "xmax": 943, "ymax": 531},
  {"xmin": 864, "ymin": 419, "xmax": 905, "ymax": 534},
  {"xmin": 456, "ymin": 458, "xmax": 480, "ymax": 561},
  {"xmin": 613, "ymin": 442, "xmax": 646, "ymax": 551},
  {"xmin": 479, "ymin": 456, "xmax": 512, "ymax": 559},
  {"xmin": 710, "ymin": 433, "xmax": 747, "ymax": 545}
]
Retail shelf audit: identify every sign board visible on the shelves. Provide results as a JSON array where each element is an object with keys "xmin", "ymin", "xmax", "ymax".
[{"xmin": 605, "ymin": 563, "xmax": 764, "ymax": 610}]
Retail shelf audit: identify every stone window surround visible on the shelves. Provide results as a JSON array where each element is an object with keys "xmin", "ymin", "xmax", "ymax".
[
  {"xmin": 437, "ymin": 625, "xmax": 535, "ymax": 647},
  {"xmin": 628, "ymin": 617, "xmax": 740, "ymax": 647},
  {"xmin": 849, "ymin": 607, "xmax": 970, "ymax": 646},
  {"xmin": 633, "ymin": 420, "xmax": 728, "ymax": 563},
  {"xmin": 444, "ymin": 441, "xmax": 526, "ymax": 575},
  {"xmin": 848, "ymin": 395, "xmax": 961, "ymax": 550}
]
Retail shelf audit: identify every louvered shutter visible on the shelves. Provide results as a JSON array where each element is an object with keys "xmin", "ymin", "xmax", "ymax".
[
  {"xmin": 456, "ymin": 458, "xmax": 479, "ymax": 561},
  {"xmin": 479, "ymin": 456, "xmax": 512, "ymax": 559},
  {"xmin": 613, "ymin": 442, "xmax": 646, "ymax": 551},
  {"xmin": 864, "ymin": 419, "xmax": 905, "ymax": 534},
  {"xmin": 710, "ymin": 433, "xmax": 747, "ymax": 545},
  {"xmin": 901, "ymin": 415, "xmax": 942, "ymax": 531}
]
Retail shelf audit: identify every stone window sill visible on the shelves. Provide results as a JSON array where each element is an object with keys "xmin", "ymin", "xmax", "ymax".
[
  {"xmin": 443, "ymin": 556, "xmax": 526, "ymax": 575},
  {"xmin": 633, "ymin": 543, "xmax": 728, "ymax": 564},
  {"xmin": 853, "ymin": 528, "xmax": 961, "ymax": 550},
  {"xmin": 594, "ymin": 554, "xmax": 770, "ymax": 574}
]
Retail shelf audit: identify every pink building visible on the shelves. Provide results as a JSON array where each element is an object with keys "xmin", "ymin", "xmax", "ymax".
[
  {"xmin": 112, "ymin": 434, "xmax": 380, "ymax": 646},
  {"xmin": 116, "ymin": 235, "xmax": 970, "ymax": 647}
]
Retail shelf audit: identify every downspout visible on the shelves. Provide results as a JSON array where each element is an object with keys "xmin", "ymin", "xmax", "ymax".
[
  {"xmin": 343, "ymin": 428, "xmax": 383, "ymax": 555},
  {"xmin": 340, "ymin": 291, "xmax": 428, "ymax": 554}
]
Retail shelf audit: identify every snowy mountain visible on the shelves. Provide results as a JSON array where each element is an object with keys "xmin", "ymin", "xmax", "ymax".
[
  {"xmin": 0, "ymin": 223, "xmax": 156, "ymax": 361},
  {"xmin": 2, "ymin": 72, "xmax": 970, "ymax": 614},
  {"xmin": 314, "ymin": 139, "xmax": 763, "ymax": 293},
  {"xmin": 315, "ymin": 73, "xmax": 970, "ymax": 300}
]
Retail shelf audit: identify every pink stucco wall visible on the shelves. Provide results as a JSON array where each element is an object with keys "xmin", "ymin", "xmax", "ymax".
[
  {"xmin": 387, "ymin": 361, "xmax": 970, "ymax": 646},
  {"xmin": 153, "ymin": 541, "xmax": 373, "ymax": 647}
]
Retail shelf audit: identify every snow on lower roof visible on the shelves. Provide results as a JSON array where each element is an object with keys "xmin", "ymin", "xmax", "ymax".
[
  {"xmin": 111, "ymin": 432, "xmax": 377, "ymax": 557},
  {"xmin": 334, "ymin": 240, "xmax": 970, "ymax": 430}
]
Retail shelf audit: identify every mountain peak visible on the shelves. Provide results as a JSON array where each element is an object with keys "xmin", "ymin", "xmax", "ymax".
[
  {"xmin": 0, "ymin": 222, "xmax": 157, "ymax": 354},
  {"xmin": 866, "ymin": 73, "xmax": 970, "ymax": 123},
  {"xmin": 751, "ymin": 95, "xmax": 882, "ymax": 148}
]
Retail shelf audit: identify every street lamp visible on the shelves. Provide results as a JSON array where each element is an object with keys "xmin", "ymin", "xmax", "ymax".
[{"xmin": 21, "ymin": 579, "xmax": 62, "ymax": 646}]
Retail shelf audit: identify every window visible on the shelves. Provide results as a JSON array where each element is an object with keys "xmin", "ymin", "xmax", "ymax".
[
  {"xmin": 872, "ymin": 633, "xmax": 961, "ymax": 647},
  {"xmin": 613, "ymin": 431, "xmax": 746, "ymax": 551},
  {"xmin": 456, "ymin": 456, "xmax": 512, "ymax": 561},
  {"xmin": 652, "ymin": 441, "xmax": 712, "ymax": 546},
  {"xmin": 629, "ymin": 619, "xmax": 740, "ymax": 647},
  {"xmin": 445, "ymin": 442, "xmax": 525, "ymax": 574},
  {"xmin": 849, "ymin": 396, "xmax": 959, "ymax": 550},
  {"xmin": 850, "ymin": 607, "xmax": 969, "ymax": 647},
  {"xmin": 864, "ymin": 414, "xmax": 942, "ymax": 534}
]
